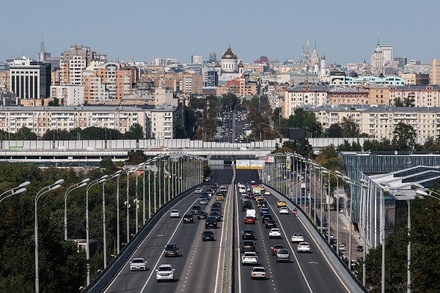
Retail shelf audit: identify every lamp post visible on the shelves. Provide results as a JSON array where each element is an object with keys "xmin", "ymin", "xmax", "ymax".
[
  {"xmin": 85, "ymin": 175, "xmax": 108, "ymax": 286},
  {"xmin": 102, "ymin": 171, "xmax": 122, "ymax": 269},
  {"xmin": 35, "ymin": 179, "xmax": 64, "ymax": 293},
  {"xmin": 0, "ymin": 181, "xmax": 30, "ymax": 203},
  {"xmin": 125, "ymin": 169, "xmax": 134, "ymax": 243},
  {"xmin": 64, "ymin": 178, "xmax": 90, "ymax": 240}
]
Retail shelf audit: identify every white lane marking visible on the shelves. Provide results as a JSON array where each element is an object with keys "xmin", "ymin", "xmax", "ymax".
[{"xmin": 235, "ymin": 184, "xmax": 243, "ymax": 293}]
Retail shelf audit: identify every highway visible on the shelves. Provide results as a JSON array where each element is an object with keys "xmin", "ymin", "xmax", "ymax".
[{"xmin": 102, "ymin": 168, "xmax": 360, "ymax": 292}]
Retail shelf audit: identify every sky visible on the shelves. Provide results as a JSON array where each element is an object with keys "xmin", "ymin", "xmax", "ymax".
[{"xmin": 2, "ymin": 0, "xmax": 439, "ymax": 65}]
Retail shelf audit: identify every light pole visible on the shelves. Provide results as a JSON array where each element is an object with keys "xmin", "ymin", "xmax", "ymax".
[
  {"xmin": 35, "ymin": 179, "xmax": 64, "ymax": 293},
  {"xmin": 125, "ymin": 169, "xmax": 133, "ymax": 244},
  {"xmin": 64, "ymin": 178, "xmax": 90, "ymax": 240},
  {"xmin": 85, "ymin": 175, "xmax": 108, "ymax": 286},
  {"xmin": 0, "ymin": 181, "xmax": 30, "ymax": 203},
  {"xmin": 102, "ymin": 171, "xmax": 122, "ymax": 269}
]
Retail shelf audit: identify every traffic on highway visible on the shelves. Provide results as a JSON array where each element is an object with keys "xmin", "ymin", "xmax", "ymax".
[{"xmin": 101, "ymin": 168, "xmax": 363, "ymax": 292}]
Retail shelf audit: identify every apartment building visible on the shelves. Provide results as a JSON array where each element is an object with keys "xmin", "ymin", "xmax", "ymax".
[
  {"xmin": 0, "ymin": 105, "xmax": 181, "ymax": 139},
  {"xmin": 51, "ymin": 85, "xmax": 85, "ymax": 106},
  {"xmin": 430, "ymin": 59, "xmax": 440, "ymax": 85},
  {"xmin": 365, "ymin": 85, "xmax": 390, "ymax": 105},
  {"xmin": 60, "ymin": 45, "xmax": 96, "ymax": 86},
  {"xmin": 327, "ymin": 87, "xmax": 369, "ymax": 106},
  {"xmin": 389, "ymin": 85, "xmax": 440, "ymax": 107},
  {"xmin": 142, "ymin": 72, "xmax": 203, "ymax": 95},
  {"xmin": 282, "ymin": 85, "xmax": 328, "ymax": 118},
  {"xmin": 399, "ymin": 73, "xmax": 429, "ymax": 86},
  {"xmin": 310, "ymin": 106, "xmax": 363, "ymax": 130}
]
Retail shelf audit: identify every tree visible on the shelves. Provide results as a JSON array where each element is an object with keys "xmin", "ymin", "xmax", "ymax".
[
  {"xmin": 47, "ymin": 97, "xmax": 60, "ymax": 106},
  {"xmin": 341, "ymin": 116, "xmax": 360, "ymax": 137},
  {"xmin": 13, "ymin": 126, "xmax": 37, "ymax": 140},
  {"xmin": 325, "ymin": 123, "xmax": 343, "ymax": 138},
  {"xmin": 288, "ymin": 108, "xmax": 322, "ymax": 138},
  {"xmin": 125, "ymin": 123, "xmax": 144, "ymax": 139},
  {"xmin": 392, "ymin": 122, "xmax": 417, "ymax": 151}
]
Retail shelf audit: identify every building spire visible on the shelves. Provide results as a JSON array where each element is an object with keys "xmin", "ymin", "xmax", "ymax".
[{"xmin": 39, "ymin": 31, "xmax": 45, "ymax": 62}]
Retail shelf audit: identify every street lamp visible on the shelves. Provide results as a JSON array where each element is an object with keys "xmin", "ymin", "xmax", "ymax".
[
  {"xmin": 102, "ymin": 171, "xmax": 122, "ymax": 269},
  {"xmin": 35, "ymin": 179, "xmax": 64, "ymax": 293},
  {"xmin": 85, "ymin": 175, "xmax": 108, "ymax": 286},
  {"xmin": 0, "ymin": 181, "xmax": 30, "ymax": 203},
  {"xmin": 125, "ymin": 169, "xmax": 134, "ymax": 244},
  {"xmin": 64, "ymin": 178, "xmax": 90, "ymax": 240}
]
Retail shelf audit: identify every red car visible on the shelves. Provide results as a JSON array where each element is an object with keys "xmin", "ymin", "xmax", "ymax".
[
  {"xmin": 244, "ymin": 216, "xmax": 256, "ymax": 224},
  {"xmin": 271, "ymin": 244, "xmax": 284, "ymax": 255}
]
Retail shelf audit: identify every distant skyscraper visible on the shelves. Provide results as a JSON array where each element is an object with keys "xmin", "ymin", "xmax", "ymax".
[
  {"xmin": 430, "ymin": 59, "xmax": 440, "ymax": 85},
  {"xmin": 208, "ymin": 51, "xmax": 216, "ymax": 63},
  {"xmin": 9, "ymin": 57, "xmax": 51, "ymax": 99},
  {"xmin": 301, "ymin": 39, "xmax": 310, "ymax": 65},
  {"xmin": 371, "ymin": 42, "xmax": 394, "ymax": 75},
  {"xmin": 191, "ymin": 55, "xmax": 203, "ymax": 65},
  {"xmin": 60, "ymin": 45, "xmax": 96, "ymax": 85}
]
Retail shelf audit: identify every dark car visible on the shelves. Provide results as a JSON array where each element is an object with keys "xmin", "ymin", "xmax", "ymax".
[
  {"xmin": 211, "ymin": 206, "xmax": 222, "ymax": 215},
  {"xmin": 205, "ymin": 216, "xmax": 218, "ymax": 228},
  {"xmin": 197, "ymin": 210, "xmax": 207, "ymax": 219},
  {"xmin": 183, "ymin": 214, "xmax": 194, "ymax": 223},
  {"xmin": 262, "ymin": 214, "xmax": 273, "ymax": 223},
  {"xmin": 242, "ymin": 229, "xmax": 256, "ymax": 240},
  {"xmin": 241, "ymin": 240, "xmax": 256, "ymax": 253},
  {"xmin": 212, "ymin": 202, "xmax": 222, "ymax": 210},
  {"xmin": 191, "ymin": 205, "xmax": 202, "ymax": 215},
  {"xmin": 242, "ymin": 200, "xmax": 253, "ymax": 211},
  {"xmin": 210, "ymin": 211, "xmax": 222, "ymax": 222},
  {"xmin": 265, "ymin": 219, "xmax": 277, "ymax": 229},
  {"xmin": 164, "ymin": 243, "xmax": 180, "ymax": 257},
  {"xmin": 260, "ymin": 207, "xmax": 270, "ymax": 216},
  {"xmin": 357, "ymin": 245, "xmax": 364, "ymax": 252},
  {"xmin": 201, "ymin": 230, "xmax": 215, "ymax": 241}
]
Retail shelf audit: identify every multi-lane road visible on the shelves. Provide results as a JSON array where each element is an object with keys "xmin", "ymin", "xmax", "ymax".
[{"xmin": 102, "ymin": 168, "xmax": 362, "ymax": 292}]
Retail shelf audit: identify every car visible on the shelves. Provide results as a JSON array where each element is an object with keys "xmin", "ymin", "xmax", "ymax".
[
  {"xmin": 242, "ymin": 229, "xmax": 256, "ymax": 240},
  {"xmin": 244, "ymin": 216, "xmax": 256, "ymax": 224},
  {"xmin": 265, "ymin": 219, "xmax": 277, "ymax": 229},
  {"xmin": 291, "ymin": 233, "xmax": 305, "ymax": 243},
  {"xmin": 357, "ymin": 245, "xmax": 364, "ymax": 252},
  {"xmin": 339, "ymin": 243, "xmax": 346, "ymax": 251},
  {"xmin": 183, "ymin": 214, "xmax": 194, "ymax": 223},
  {"xmin": 197, "ymin": 210, "xmax": 208, "ymax": 219},
  {"xmin": 297, "ymin": 241, "xmax": 311, "ymax": 253},
  {"xmin": 216, "ymin": 194, "xmax": 225, "ymax": 201},
  {"xmin": 169, "ymin": 209, "xmax": 180, "ymax": 218},
  {"xmin": 195, "ymin": 187, "xmax": 203, "ymax": 194},
  {"xmin": 251, "ymin": 266, "xmax": 266, "ymax": 279},
  {"xmin": 201, "ymin": 230, "xmax": 215, "ymax": 241},
  {"xmin": 261, "ymin": 214, "xmax": 273, "ymax": 223},
  {"xmin": 210, "ymin": 211, "xmax": 222, "ymax": 222},
  {"xmin": 130, "ymin": 257, "xmax": 147, "ymax": 271},
  {"xmin": 199, "ymin": 197, "xmax": 208, "ymax": 205},
  {"xmin": 241, "ymin": 252, "xmax": 258, "ymax": 265},
  {"xmin": 156, "ymin": 264, "xmax": 175, "ymax": 282},
  {"xmin": 241, "ymin": 240, "xmax": 256, "ymax": 253},
  {"xmin": 260, "ymin": 207, "xmax": 269, "ymax": 216},
  {"xmin": 205, "ymin": 216, "xmax": 218, "ymax": 228},
  {"xmin": 269, "ymin": 228, "xmax": 282, "ymax": 239},
  {"xmin": 277, "ymin": 200, "xmax": 287, "ymax": 208},
  {"xmin": 279, "ymin": 207, "xmax": 289, "ymax": 214},
  {"xmin": 264, "ymin": 191, "xmax": 271, "ymax": 196},
  {"xmin": 276, "ymin": 249, "xmax": 291, "ymax": 262},
  {"xmin": 191, "ymin": 205, "xmax": 201, "ymax": 215},
  {"xmin": 271, "ymin": 244, "xmax": 284, "ymax": 255},
  {"xmin": 164, "ymin": 243, "xmax": 180, "ymax": 257}
]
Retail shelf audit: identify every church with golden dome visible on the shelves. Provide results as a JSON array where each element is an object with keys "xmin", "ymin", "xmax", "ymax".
[{"xmin": 215, "ymin": 45, "xmax": 244, "ymax": 84}]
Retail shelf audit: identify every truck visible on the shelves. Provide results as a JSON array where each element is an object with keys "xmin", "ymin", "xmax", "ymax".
[{"xmin": 246, "ymin": 209, "xmax": 256, "ymax": 219}]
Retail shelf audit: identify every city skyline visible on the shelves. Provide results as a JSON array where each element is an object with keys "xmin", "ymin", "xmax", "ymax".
[{"xmin": 2, "ymin": 0, "xmax": 439, "ymax": 65}]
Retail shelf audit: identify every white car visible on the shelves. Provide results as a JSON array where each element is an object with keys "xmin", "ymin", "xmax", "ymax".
[
  {"xmin": 195, "ymin": 187, "xmax": 203, "ymax": 194},
  {"xmin": 241, "ymin": 252, "xmax": 258, "ymax": 265},
  {"xmin": 269, "ymin": 228, "xmax": 282, "ymax": 239},
  {"xmin": 156, "ymin": 264, "xmax": 175, "ymax": 281},
  {"xmin": 297, "ymin": 241, "xmax": 311, "ymax": 253},
  {"xmin": 169, "ymin": 209, "xmax": 180, "ymax": 218},
  {"xmin": 279, "ymin": 207, "xmax": 289, "ymax": 214},
  {"xmin": 130, "ymin": 258, "xmax": 147, "ymax": 271},
  {"xmin": 251, "ymin": 266, "xmax": 266, "ymax": 279},
  {"xmin": 291, "ymin": 233, "xmax": 305, "ymax": 243}
]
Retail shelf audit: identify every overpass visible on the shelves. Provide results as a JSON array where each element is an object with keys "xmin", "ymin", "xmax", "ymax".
[{"xmin": 0, "ymin": 137, "xmax": 369, "ymax": 164}]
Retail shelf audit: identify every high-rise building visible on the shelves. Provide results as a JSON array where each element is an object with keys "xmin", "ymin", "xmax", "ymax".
[
  {"xmin": 208, "ymin": 51, "xmax": 216, "ymax": 63},
  {"xmin": 60, "ymin": 45, "xmax": 96, "ymax": 85},
  {"xmin": 191, "ymin": 55, "xmax": 203, "ymax": 65},
  {"xmin": 430, "ymin": 59, "xmax": 440, "ymax": 85},
  {"xmin": 9, "ymin": 57, "xmax": 51, "ymax": 99}
]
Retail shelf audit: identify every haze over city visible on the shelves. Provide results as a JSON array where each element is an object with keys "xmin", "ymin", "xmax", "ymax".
[{"xmin": 2, "ymin": 0, "xmax": 439, "ymax": 64}]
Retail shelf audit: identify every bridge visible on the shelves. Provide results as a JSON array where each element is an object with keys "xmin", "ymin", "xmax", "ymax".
[{"xmin": 0, "ymin": 137, "xmax": 368, "ymax": 164}]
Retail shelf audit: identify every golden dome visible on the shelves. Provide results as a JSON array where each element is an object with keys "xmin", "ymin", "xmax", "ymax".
[{"xmin": 222, "ymin": 46, "xmax": 237, "ymax": 60}]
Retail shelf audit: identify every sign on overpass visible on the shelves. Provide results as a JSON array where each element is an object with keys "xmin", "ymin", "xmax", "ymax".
[{"xmin": 235, "ymin": 159, "xmax": 264, "ymax": 170}]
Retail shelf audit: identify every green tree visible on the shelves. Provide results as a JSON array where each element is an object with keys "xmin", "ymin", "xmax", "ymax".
[
  {"xmin": 341, "ymin": 116, "xmax": 360, "ymax": 137},
  {"xmin": 125, "ymin": 123, "xmax": 144, "ymax": 139},
  {"xmin": 288, "ymin": 108, "xmax": 322, "ymax": 138},
  {"xmin": 325, "ymin": 123, "xmax": 343, "ymax": 138},
  {"xmin": 13, "ymin": 126, "xmax": 37, "ymax": 140},
  {"xmin": 392, "ymin": 122, "xmax": 417, "ymax": 151},
  {"xmin": 47, "ymin": 97, "xmax": 60, "ymax": 106}
]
